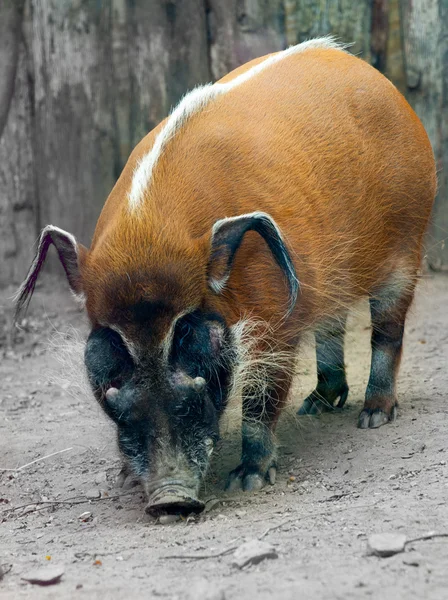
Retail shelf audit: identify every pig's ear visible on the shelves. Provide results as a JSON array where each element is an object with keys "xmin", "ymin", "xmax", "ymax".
[
  {"xmin": 14, "ymin": 225, "xmax": 88, "ymax": 321},
  {"xmin": 207, "ymin": 211, "xmax": 299, "ymax": 313}
]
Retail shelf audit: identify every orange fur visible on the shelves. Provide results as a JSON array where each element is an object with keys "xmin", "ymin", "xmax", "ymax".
[{"xmin": 82, "ymin": 47, "xmax": 436, "ymax": 346}]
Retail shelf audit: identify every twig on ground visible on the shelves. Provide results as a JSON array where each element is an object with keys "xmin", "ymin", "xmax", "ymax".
[
  {"xmin": 161, "ymin": 532, "xmax": 243, "ymax": 561},
  {"xmin": 1, "ymin": 495, "xmax": 85, "ymax": 514},
  {"xmin": 162, "ymin": 545, "xmax": 239, "ymax": 560},
  {"xmin": 406, "ymin": 532, "xmax": 448, "ymax": 545},
  {"xmin": 258, "ymin": 502, "xmax": 378, "ymax": 540},
  {"xmin": 0, "ymin": 563, "xmax": 13, "ymax": 577},
  {"xmin": 1, "ymin": 489, "xmax": 142, "ymax": 517},
  {"xmin": 320, "ymin": 492, "xmax": 352, "ymax": 502},
  {"xmin": 0, "ymin": 448, "xmax": 73, "ymax": 472},
  {"xmin": 162, "ymin": 501, "xmax": 378, "ymax": 559}
]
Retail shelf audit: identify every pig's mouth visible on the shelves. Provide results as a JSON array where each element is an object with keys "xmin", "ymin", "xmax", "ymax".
[{"xmin": 145, "ymin": 481, "xmax": 205, "ymax": 517}]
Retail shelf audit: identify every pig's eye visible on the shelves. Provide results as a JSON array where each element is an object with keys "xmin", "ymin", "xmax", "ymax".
[
  {"xmin": 84, "ymin": 327, "xmax": 134, "ymax": 391},
  {"xmin": 171, "ymin": 312, "xmax": 218, "ymax": 371}
]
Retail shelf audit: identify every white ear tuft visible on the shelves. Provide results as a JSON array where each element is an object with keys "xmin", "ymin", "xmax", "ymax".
[
  {"xmin": 207, "ymin": 211, "xmax": 299, "ymax": 314},
  {"xmin": 14, "ymin": 225, "xmax": 86, "ymax": 321}
]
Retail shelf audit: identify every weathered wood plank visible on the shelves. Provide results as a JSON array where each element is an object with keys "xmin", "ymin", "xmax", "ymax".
[
  {"xmin": 0, "ymin": 0, "xmax": 25, "ymax": 139},
  {"xmin": 371, "ymin": 0, "xmax": 389, "ymax": 73},
  {"xmin": 1, "ymin": 0, "xmax": 447, "ymax": 284},
  {"xmin": 21, "ymin": 0, "xmax": 211, "ymax": 253},
  {"xmin": 285, "ymin": 0, "xmax": 372, "ymax": 60},
  {"xmin": 0, "ymin": 43, "xmax": 37, "ymax": 287},
  {"xmin": 400, "ymin": 0, "xmax": 448, "ymax": 269},
  {"xmin": 24, "ymin": 0, "xmax": 118, "ymax": 250},
  {"xmin": 207, "ymin": 0, "xmax": 285, "ymax": 79},
  {"xmin": 126, "ymin": 0, "xmax": 210, "ymax": 151},
  {"xmin": 385, "ymin": 0, "xmax": 406, "ymax": 94}
]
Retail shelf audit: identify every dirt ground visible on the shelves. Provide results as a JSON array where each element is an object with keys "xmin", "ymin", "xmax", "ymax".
[{"xmin": 1, "ymin": 273, "xmax": 447, "ymax": 600}]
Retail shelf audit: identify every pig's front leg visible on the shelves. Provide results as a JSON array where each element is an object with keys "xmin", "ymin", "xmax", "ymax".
[{"xmin": 225, "ymin": 371, "xmax": 293, "ymax": 492}]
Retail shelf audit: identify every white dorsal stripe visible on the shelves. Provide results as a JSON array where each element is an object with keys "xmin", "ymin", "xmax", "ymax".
[{"xmin": 128, "ymin": 37, "xmax": 348, "ymax": 210}]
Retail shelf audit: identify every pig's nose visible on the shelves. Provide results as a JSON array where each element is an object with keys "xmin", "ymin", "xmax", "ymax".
[{"xmin": 145, "ymin": 482, "xmax": 205, "ymax": 517}]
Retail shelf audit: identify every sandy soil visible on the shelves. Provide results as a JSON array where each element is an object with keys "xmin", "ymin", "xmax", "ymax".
[{"xmin": 1, "ymin": 273, "xmax": 447, "ymax": 600}]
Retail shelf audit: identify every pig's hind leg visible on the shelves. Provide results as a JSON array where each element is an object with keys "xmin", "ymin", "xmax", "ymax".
[
  {"xmin": 298, "ymin": 315, "xmax": 349, "ymax": 416},
  {"xmin": 358, "ymin": 271, "xmax": 416, "ymax": 429}
]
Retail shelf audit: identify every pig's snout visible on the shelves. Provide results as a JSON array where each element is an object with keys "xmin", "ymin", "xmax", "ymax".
[{"xmin": 145, "ymin": 482, "xmax": 205, "ymax": 517}]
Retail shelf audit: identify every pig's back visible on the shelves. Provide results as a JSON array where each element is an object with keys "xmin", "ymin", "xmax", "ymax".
[
  {"xmin": 149, "ymin": 44, "xmax": 435, "ymax": 305},
  {"xmin": 94, "ymin": 41, "xmax": 436, "ymax": 323}
]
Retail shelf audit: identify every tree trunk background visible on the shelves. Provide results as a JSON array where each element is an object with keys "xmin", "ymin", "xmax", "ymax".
[{"xmin": 1, "ymin": 0, "xmax": 447, "ymax": 286}]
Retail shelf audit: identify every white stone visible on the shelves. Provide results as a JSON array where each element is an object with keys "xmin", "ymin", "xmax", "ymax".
[
  {"xmin": 86, "ymin": 488, "xmax": 101, "ymax": 499},
  {"xmin": 367, "ymin": 533, "xmax": 407, "ymax": 557},
  {"xmin": 78, "ymin": 511, "xmax": 92, "ymax": 521},
  {"xmin": 22, "ymin": 565, "xmax": 65, "ymax": 585},
  {"xmin": 232, "ymin": 540, "xmax": 278, "ymax": 569},
  {"xmin": 94, "ymin": 471, "xmax": 108, "ymax": 484}
]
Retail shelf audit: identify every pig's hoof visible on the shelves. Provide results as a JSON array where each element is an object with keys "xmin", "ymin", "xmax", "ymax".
[
  {"xmin": 298, "ymin": 385, "xmax": 349, "ymax": 416},
  {"xmin": 225, "ymin": 464, "xmax": 276, "ymax": 493},
  {"xmin": 115, "ymin": 465, "xmax": 140, "ymax": 489},
  {"xmin": 358, "ymin": 405, "xmax": 397, "ymax": 429},
  {"xmin": 115, "ymin": 465, "xmax": 129, "ymax": 488}
]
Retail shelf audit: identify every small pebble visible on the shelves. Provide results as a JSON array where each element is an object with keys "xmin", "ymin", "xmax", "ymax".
[
  {"xmin": 232, "ymin": 540, "xmax": 278, "ymax": 569},
  {"xmin": 78, "ymin": 511, "xmax": 92, "ymax": 521},
  {"xmin": 94, "ymin": 471, "xmax": 108, "ymax": 484},
  {"xmin": 86, "ymin": 489, "xmax": 101, "ymax": 500},
  {"xmin": 367, "ymin": 533, "xmax": 407, "ymax": 557},
  {"xmin": 21, "ymin": 565, "xmax": 65, "ymax": 586}
]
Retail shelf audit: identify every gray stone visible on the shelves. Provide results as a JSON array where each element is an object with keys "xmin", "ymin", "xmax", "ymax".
[
  {"xmin": 78, "ymin": 511, "xmax": 92, "ymax": 521},
  {"xmin": 86, "ymin": 488, "xmax": 101, "ymax": 499},
  {"xmin": 367, "ymin": 533, "xmax": 407, "ymax": 557},
  {"xmin": 94, "ymin": 471, "xmax": 107, "ymax": 484},
  {"xmin": 22, "ymin": 565, "xmax": 65, "ymax": 585},
  {"xmin": 232, "ymin": 540, "xmax": 278, "ymax": 569}
]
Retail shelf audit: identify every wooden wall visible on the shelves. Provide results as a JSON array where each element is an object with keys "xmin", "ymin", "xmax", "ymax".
[{"xmin": 1, "ymin": 0, "xmax": 447, "ymax": 286}]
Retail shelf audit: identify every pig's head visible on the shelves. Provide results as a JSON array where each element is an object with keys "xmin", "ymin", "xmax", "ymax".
[
  {"xmin": 83, "ymin": 306, "xmax": 235, "ymax": 515},
  {"xmin": 14, "ymin": 213, "xmax": 298, "ymax": 515}
]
